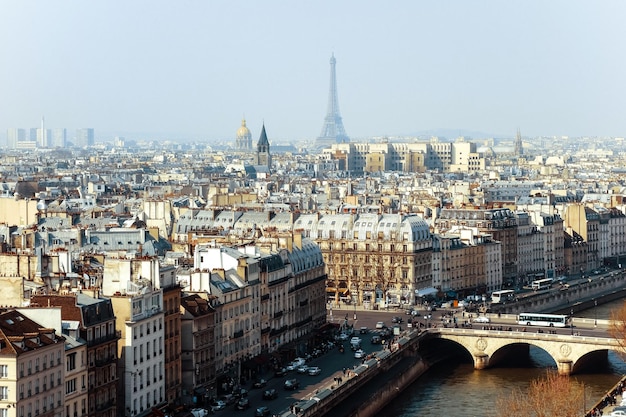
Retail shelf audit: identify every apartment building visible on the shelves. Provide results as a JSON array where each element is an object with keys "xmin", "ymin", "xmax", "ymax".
[
  {"xmin": 435, "ymin": 208, "xmax": 518, "ymax": 288},
  {"xmin": 294, "ymin": 212, "xmax": 432, "ymax": 308},
  {"xmin": 29, "ymin": 294, "xmax": 119, "ymax": 417},
  {"xmin": 432, "ymin": 228, "xmax": 502, "ymax": 295},
  {"xmin": 0, "ymin": 309, "xmax": 65, "ymax": 417},
  {"xmin": 180, "ymin": 294, "xmax": 216, "ymax": 404}
]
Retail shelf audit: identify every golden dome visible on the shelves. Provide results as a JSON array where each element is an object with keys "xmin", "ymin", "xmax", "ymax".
[{"xmin": 237, "ymin": 118, "xmax": 251, "ymax": 138}]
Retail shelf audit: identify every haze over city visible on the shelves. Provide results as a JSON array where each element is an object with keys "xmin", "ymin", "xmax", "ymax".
[{"xmin": 2, "ymin": 0, "xmax": 625, "ymax": 143}]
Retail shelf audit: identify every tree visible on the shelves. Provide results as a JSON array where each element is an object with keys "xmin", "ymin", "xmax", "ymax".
[
  {"xmin": 496, "ymin": 371, "xmax": 586, "ymax": 417},
  {"xmin": 608, "ymin": 301, "xmax": 626, "ymax": 354}
]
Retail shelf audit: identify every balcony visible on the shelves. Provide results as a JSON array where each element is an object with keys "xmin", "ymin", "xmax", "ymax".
[
  {"xmin": 232, "ymin": 330, "xmax": 244, "ymax": 339},
  {"xmin": 94, "ymin": 356, "xmax": 116, "ymax": 368},
  {"xmin": 87, "ymin": 330, "xmax": 122, "ymax": 347},
  {"xmin": 95, "ymin": 399, "xmax": 115, "ymax": 412}
]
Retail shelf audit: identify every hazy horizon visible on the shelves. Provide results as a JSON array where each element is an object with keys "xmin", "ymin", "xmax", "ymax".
[{"xmin": 2, "ymin": 1, "xmax": 626, "ymax": 143}]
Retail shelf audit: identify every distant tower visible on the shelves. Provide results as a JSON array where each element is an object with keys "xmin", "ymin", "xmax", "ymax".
[
  {"xmin": 235, "ymin": 118, "xmax": 253, "ymax": 150},
  {"xmin": 316, "ymin": 53, "xmax": 349, "ymax": 148},
  {"xmin": 514, "ymin": 128, "xmax": 523, "ymax": 156},
  {"xmin": 254, "ymin": 123, "xmax": 271, "ymax": 169}
]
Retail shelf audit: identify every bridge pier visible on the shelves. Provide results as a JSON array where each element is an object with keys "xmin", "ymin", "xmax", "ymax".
[
  {"xmin": 474, "ymin": 354, "xmax": 489, "ymax": 370},
  {"xmin": 557, "ymin": 360, "xmax": 573, "ymax": 376}
]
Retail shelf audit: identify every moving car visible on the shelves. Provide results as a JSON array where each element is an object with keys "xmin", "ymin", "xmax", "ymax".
[
  {"xmin": 391, "ymin": 316, "xmax": 403, "ymax": 323},
  {"xmin": 307, "ymin": 366, "xmax": 322, "ymax": 376},
  {"xmin": 354, "ymin": 349, "xmax": 366, "ymax": 359},
  {"xmin": 359, "ymin": 326, "xmax": 369, "ymax": 334},
  {"xmin": 255, "ymin": 406, "xmax": 271, "ymax": 417},
  {"xmin": 375, "ymin": 321, "xmax": 385, "ymax": 329},
  {"xmin": 262, "ymin": 389, "xmax": 278, "ymax": 400},
  {"xmin": 371, "ymin": 335, "xmax": 382, "ymax": 344},
  {"xmin": 296, "ymin": 365, "xmax": 309, "ymax": 374},
  {"xmin": 252, "ymin": 378, "xmax": 267, "ymax": 388},
  {"xmin": 235, "ymin": 398, "xmax": 250, "ymax": 410},
  {"xmin": 284, "ymin": 378, "xmax": 300, "ymax": 390},
  {"xmin": 190, "ymin": 409, "xmax": 208, "ymax": 417},
  {"xmin": 473, "ymin": 315, "xmax": 490, "ymax": 323}
]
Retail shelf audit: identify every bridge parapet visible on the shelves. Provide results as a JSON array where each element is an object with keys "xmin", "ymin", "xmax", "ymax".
[{"xmin": 427, "ymin": 328, "xmax": 620, "ymax": 375}]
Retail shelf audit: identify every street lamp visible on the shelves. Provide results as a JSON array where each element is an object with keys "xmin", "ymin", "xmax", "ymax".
[
  {"xmin": 594, "ymin": 299, "xmax": 598, "ymax": 328},
  {"xmin": 353, "ymin": 300, "xmax": 357, "ymax": 321},
  {"xmin": 571, "ymin": 308, "xmax": 574, "ymax": 335}
]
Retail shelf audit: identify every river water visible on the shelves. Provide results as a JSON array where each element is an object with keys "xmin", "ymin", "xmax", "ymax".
[{"xmin": 385, "ymin": 299, "xmax": 626, "ymax": 417}]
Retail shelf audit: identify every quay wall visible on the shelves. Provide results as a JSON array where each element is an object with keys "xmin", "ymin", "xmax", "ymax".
[
  {"xmin": 346, "ymin": 356, "xmax": 428, "ymax": 417},
  {"xmin": 281, "ymin": 330, "xmax": 426, "ymax": 417},
  {"xmin": 494, "ymin": 271, "xmax": 626, "ymax": 315}
]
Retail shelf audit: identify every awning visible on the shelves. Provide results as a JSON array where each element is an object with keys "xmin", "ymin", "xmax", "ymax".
[
  {"xmin": 415, "ymin": 287, "xmax": 438, "ymax": 297},
  {"xmin": 326, "ymin": 288, "xmax": 337, "ymax": 292},
  {"xmin": 339, "ymin": 288, "xmax": 350, "ymax": 295}
]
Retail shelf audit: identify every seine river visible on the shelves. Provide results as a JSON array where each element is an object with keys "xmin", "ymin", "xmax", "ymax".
[{"xmin": 385, "ymin": 299, "xmax": 626, "ymax": 417}]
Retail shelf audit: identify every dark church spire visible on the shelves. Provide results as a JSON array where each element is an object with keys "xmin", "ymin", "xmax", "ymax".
[{"xmin": 254, "ymin": 123, "xmax": 271, "ymax": 170}]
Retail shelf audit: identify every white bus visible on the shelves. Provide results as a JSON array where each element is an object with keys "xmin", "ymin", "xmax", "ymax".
[
  {"xmin": 518, "ymin": 313, "xmax": 569, "ymax": 327},
  {"xmin": 531, "ymin": 278, "xmax": 553, "ymax": 291},
  {"xmin": 491, "ymin": 290, "xmax": 515, "ymax": 304}
]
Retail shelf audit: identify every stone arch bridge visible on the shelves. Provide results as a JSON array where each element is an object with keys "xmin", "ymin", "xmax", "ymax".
[{"xmin": 424, "ymin": 328, "xmax": 622, "ymax": 375}]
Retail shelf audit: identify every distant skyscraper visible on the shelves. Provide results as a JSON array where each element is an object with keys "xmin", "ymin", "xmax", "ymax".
[
  {"xmin": 76, "ymin": 128, "xmax": 94, "ymax": 147},
  {"xmin": 51, "ymin": 128, "xmax": 67, "ymax": 148},
  {"xmin": 6, "ymin": 128, "xmax": 25, "ymax": 148},
  {"xmin": 514, "ymin": 128, "xmax": 523, "ymax": 156},
  {"xmin": 235, "ymin": 118, "xmax": 253, "ymax": 150},
  {"xmin": 316, "ymin": 54, "xmax": 349, "ymax": 149}
]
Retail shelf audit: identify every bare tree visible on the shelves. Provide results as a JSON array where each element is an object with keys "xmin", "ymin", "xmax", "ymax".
[
  {"xmin": 496, "ymin": 371, "xmax": 585, "ymax": 417},
  {"xmin": 609, "ymin": 302, "xmax": 626, "ymax": 354}
]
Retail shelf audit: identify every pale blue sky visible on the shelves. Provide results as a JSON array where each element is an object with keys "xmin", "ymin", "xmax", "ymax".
[{"xmin": 1, "ymin": 1, "xmax": 625, "ymax": 143}]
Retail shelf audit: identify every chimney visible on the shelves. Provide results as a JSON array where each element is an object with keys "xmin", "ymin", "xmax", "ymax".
[{"xmin": 294, "ymin": 230, "xmax": 303, "ymax": 250}]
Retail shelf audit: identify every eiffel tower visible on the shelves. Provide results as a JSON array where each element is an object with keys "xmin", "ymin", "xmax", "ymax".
[{"xmin": 316, "ymin": 54, "xmax": 349, "ymax": 148}]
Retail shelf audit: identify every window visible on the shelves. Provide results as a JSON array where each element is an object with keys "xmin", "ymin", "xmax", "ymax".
[
  {"xmin": 66, "ymin": 353, "xmax": 76, "ymax": 371},
  {"xmin": 65, "ymin": 379, "xmax": 76, "ymax": 394},
  {"xmin": 0, "ymin": 365, "xmax": 7, "ymax": 378},
  {"xmin": 0, "ymin": 386, "xmax": 7, "ymax": 400}
]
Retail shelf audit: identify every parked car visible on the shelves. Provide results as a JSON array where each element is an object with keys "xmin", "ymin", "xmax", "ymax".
[
  {"xmin": 209, "ymin": 400, "xmax": 226, "ymax": 412},
  {"xmin": 190, "ymin": 409, "xmax": 208, "ymax": 417},
  {"xmin": 391, "ymin": 316, "xmax": 403, "ymax": 324},
  {"xmin": 235, "ymin": 398, "xmax": 250, "ymax": 410},
  {"xmin": 307, "ymin": 366, "xmax": 322, "ymax": 376},
  {"xmin": 262, "ymin": 389, "xmax": 278, "ymax": 400},
  {"xmin": 274, "ymin": 367, "xmax": 287, "ymax": 377},
  {"xmin": 359, "ymin": 326, "xmax": 369, "ymax": 334},
  {"xmin": 371, "ymin": 335, "xmax": 382, "ymax": 344},
  {"xmin": 284, "ymin": 378, "xmax": 300, "ymax": 390},
  {"xmin": 473, "ymin": 315, "xmax": 490, "ymax": 323},
  {"xmin": 254, "ymin": 406, "xmax": 271, "ymax": 417},
  {"xmin": 337, "ymin": 333, "xmax": 349, "ymax": 341},
  {"xmin": 220, "ymin": 394, "xmax": 236, "ymax": 405},
  {"xmin": 233, "ymin": 388, "xmax": 248, "ymax": 399},
  {"xmin": 252, "ymin": 378, "xmax": 267, "ymax": 388},
  {"xmin": 296, "ymin": 365, "xmax": 309, "ymax": 374},
  {"xmin": 354, "ymin": 349, "xmax": 366, "ymax": 359}
]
